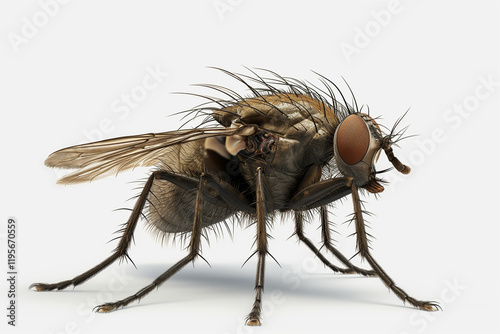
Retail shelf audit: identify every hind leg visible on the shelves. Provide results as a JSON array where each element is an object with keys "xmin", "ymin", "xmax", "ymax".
[
  {"xmin": 94, "ymin": 174, "xmax": 208, "ymax": 312},
  {"xmin": 30, "ymin": 172, "xmax": 158, "ymax": 291}
]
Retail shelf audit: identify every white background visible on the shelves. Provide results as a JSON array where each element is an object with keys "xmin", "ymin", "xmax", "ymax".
[{"xmin": 1, "ymin": 1, "xmax": 499, "ymax": 333}]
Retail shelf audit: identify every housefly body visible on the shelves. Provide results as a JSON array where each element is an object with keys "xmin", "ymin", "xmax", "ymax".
[{"xmin": 31, "ymin": 68, "xmax": 439, "ymax": 326}]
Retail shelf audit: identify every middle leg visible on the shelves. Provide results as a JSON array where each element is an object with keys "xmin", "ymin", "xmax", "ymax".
[{"xmin": 245, "ymin": 168, "xmax": 271, "ymax": 326}]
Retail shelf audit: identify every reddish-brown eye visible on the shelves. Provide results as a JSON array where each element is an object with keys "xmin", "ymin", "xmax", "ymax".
[{"xmin": 337, "ymin": 115, "xmax": 369, "ymax": 165}]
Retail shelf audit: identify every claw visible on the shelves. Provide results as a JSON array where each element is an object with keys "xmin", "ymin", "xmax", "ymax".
[
  {"xmin": 94, "ymin": 303, "xmax": 118, "ymax": 313},
  {"xmin": 420, "ymin": 302, "xmax": 441, "ymax": 312},
  {"xmin": 246, "ymin": 318, "xmax": 261, "ymax": 326},
  {"xmin": 29, "ymin": 283, "xmax": 50, "ymax": 291},
  {"xmin": 411, "ymin": 299, "xmax": 441, "ymax": 312}
]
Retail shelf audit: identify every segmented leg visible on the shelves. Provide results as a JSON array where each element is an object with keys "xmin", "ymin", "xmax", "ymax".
[
  {"xmin": 289, "ymin": 172, "xmax": 375, "ymax": 277},
  {"xmin": 246, "ymin": 168, "xmax": 271, "ymax": 326},
  {"xmin": 350, "ymin": 183, "xmax": 440, "ymax": 311},
  {"xmin": 319, "ymin": 206, "xmax": 375, "ymax": 276},
  {"xmin": 30, "ymin": 172, "xmax": 158, "ymax": 291},
  {"xmin": 94, "ymin": 174, "xmax": 206, "ymax": 312},
  {"xmin": 295, "ymin": 211, "xmax": 356, "ymax": 274},
  {"xmin": 31, "ymin": 170, "xmax": 253, "ymax": 293}
]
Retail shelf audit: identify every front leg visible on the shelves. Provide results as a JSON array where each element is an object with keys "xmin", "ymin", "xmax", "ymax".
[
  {"xmin": 350, "ymin": 182, "xmax": 440, "ymax": 311},
  {"xmin": 319, "ymin": 206, "xmax": 375, "ymax": 277},
  {"xmin": 295, "ymin": 210, "xmax": 368, "ymax": 275},
  {"xmin": 289, "ymin": 170, "xmax": 374, "ymax": 276}
]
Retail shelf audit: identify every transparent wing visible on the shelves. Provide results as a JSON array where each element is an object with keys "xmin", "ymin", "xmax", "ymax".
[{"xmin": 46, "ymin": 127, "xmax": 240, "ymax": 184}]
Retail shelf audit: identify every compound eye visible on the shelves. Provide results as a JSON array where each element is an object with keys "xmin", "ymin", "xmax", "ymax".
[{"xmin": 336, "ymin": 114, "xmax": 370, "ymax": 165}]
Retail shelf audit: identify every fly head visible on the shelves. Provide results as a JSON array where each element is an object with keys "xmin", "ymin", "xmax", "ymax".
[{"xmin": 333, "ymin": 113, "xmax": 411, "ymax": 193}]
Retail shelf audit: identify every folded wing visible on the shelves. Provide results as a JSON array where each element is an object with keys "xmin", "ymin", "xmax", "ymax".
[{"xmin": 46, "ymin": 127, "xmax": 239, "ymax": 184}]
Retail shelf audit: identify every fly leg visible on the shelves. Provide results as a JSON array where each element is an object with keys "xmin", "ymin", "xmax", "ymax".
[
  {"xmin": 293, "ymin": 166, "xmax": 357, "ymax": 274},
  {"xmin": 319, "ymin": 206, "xmax": 375, "ymax": 276},
  {"xmin": 30, "ymin": 171, "xmax": 159, "ymax": 291},
  {"xmin": 246, "ymin": 168, "xmax": 272, "ymax": 326},
  {"xmin": 93, "ymin": 171, "xmax": 255, "ymax": 312},
  {"xmin": 94, "ymin": 174, "xmax": 207, "ymax": 312},
  {"xmin": 350, "ymin": 182, "xmax": 440, "ymax": 311},
  {"xmin": 290, "ymin": 174, "xmax": 374, "ymax": 276},
  {"xmin": 31, "ymin": 170, "xmax": 253, "ymax": 294},
  {"xmin": 295, "ymin": 211, "xmax": 358, "ymax": 274}
]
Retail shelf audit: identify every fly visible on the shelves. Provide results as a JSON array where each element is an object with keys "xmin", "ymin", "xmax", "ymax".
[{"xmin": 30, "ymin": 67, "xmax": 440, "ymax": 326}]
